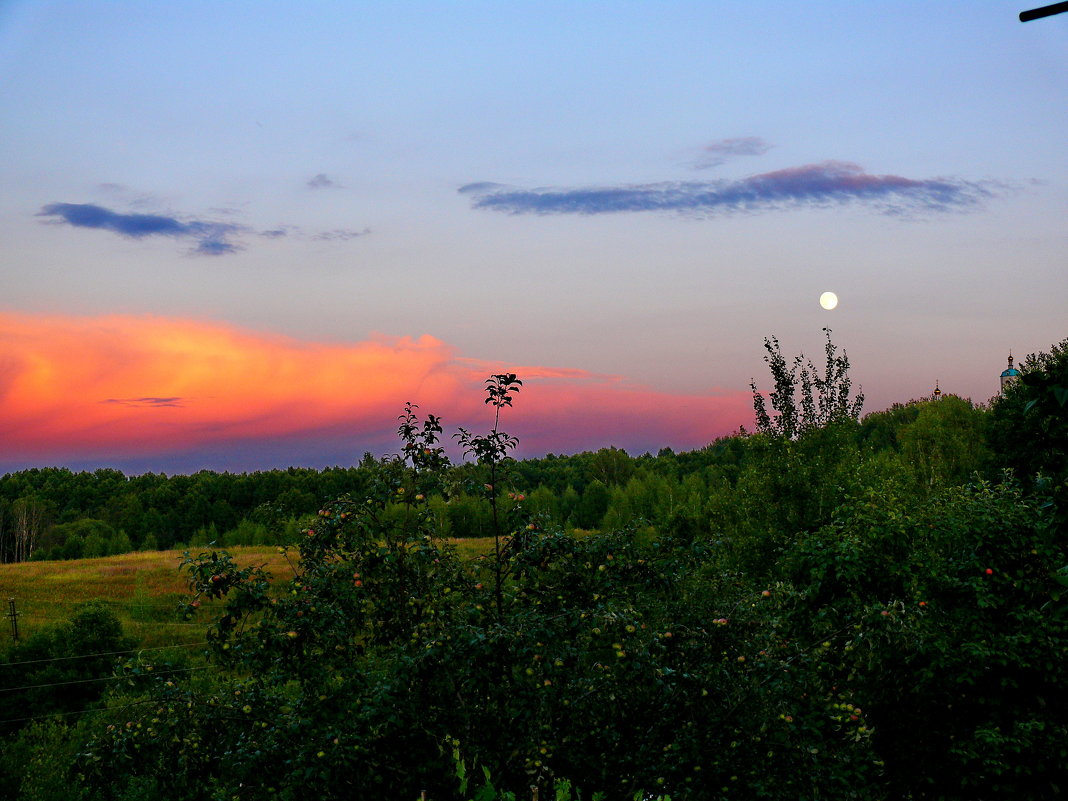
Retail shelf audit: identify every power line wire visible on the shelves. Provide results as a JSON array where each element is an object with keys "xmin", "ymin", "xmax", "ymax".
[
  {"xmin": 0, "ymin": 664, "xmax": 215, "ymax": 694},
  {"xmin": 0, "ymin": 697, "xmax": 159, "ymax": 727},
  {"xmin": 14, "ymin": 618, "xmax": 220, "ymax": 628},
  {"xmin": 0, "ymin": 678, "xmax": 244, "ymax": 727},
  {"xmin": 8, "ymin": 597, "xmax": 199, "ymax": 608},
  {"xmin": 2, "ymin": 641, "xmax": 206, "ymax": 668}
]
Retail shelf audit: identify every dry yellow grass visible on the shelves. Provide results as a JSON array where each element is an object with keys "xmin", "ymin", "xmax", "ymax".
[
  {"xmin": 0, "ymin": 548, "xmax": 275, "ymax": 648},
  {"xmin": 0, "ymin": 538, "xmax": 494, "ymax": 649}
]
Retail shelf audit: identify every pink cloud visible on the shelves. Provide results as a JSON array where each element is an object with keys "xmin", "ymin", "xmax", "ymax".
[{"xmin": 0, "ymin": 312, "xmax": 751, "ymax": 471}]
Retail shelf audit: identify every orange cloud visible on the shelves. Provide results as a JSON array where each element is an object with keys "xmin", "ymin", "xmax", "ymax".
[{"xmin": 0, "ymin": 312, "xmax": 751, "ymax": 471}]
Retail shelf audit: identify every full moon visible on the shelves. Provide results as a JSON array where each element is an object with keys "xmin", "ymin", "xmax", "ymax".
[{"xmin": 819, "ymin": 291, "xmax": 839, "ymax": 310}]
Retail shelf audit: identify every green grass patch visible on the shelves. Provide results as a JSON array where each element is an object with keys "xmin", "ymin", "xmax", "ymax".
[
  {"xmin": 1, "ymin": 548, "xmax": 276, "ymax": 648},
  {"xmin": 0, "ymin": 539, "xmax": 495, "ymax": 650}
]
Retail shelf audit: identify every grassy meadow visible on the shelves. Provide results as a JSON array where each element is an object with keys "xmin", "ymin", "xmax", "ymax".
[{"xmin": 0, "ymin": 539, "xmax": 496, "ymax": 648}]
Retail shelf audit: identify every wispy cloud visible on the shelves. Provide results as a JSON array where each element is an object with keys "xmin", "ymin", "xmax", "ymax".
[
  {"xmin": 258, "ymin": 225, "xmax": 370, "ymax": 242},
  {"xmin": 313, "ymin": 228, "xmax": 370, "ymax": 241},
  {"xmin": 38, "ymin": 201, "xmax": 369, "ymax": 254},
  {"xmin": 690, "ymin": 136, "xmax": 772, "ymax": 170},
  {"xmin": 461, "ymin": 161, "xmax": 997, "ymax": 218},
  {"xmin": 0, "ymin": 312, "xmax": 751, "ymax": 472},
  {"xmin": 307, "ymin": 173, "xmax": 341, "ymax": 189},
  {"xmin": 38, "ymin": 202, "xmax": 244, "ymax": 255},
  {"xmin": 102, "ymin": 397, "xmax": 184, "ymax": 408}
]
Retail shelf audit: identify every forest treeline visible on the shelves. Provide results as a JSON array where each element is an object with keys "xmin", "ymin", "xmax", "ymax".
[{"xmin": 0, "ymin": 388, "xmax": 1014, "ymax": 562}]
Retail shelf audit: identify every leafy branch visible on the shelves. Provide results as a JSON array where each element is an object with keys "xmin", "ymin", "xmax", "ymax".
[
  {"xmin": 455, "ymin": 373, "xmax": 523, "ymax": 619},
  {"xmin": 751, "ymin": 328, "xmax": 864, "ymax": 439}
]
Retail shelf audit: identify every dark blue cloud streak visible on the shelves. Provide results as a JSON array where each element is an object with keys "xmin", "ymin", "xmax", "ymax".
[
  {"xmin": 313, "ymin": 228, "xmax": 370, "ymax": 241},
  {"xmin": 692, "ymin": 136, "xmax": 772, "ymax": 169},
  {"xmin": 38, "ymin": 202, "xmax": 243, "ymax": 255},
  {"xmin": 460, "ymin": 161, "xmax": 996, "ymax": 217}
]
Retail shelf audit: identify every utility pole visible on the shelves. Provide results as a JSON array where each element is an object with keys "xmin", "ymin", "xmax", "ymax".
[{"xmin": 7, "ymin": 598, "xmax": 19, "ymax": 644}]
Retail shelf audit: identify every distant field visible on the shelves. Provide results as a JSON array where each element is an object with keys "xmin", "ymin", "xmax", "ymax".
[{"xmin": 0, "ymin": 538, "xmax": 493, "ymax": 649}]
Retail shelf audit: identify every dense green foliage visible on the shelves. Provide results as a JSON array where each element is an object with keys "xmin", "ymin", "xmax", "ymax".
[
  {"xmin": 1, "ymin": 335, "xmax": 1065, "ymax": 800},
  {"xmin": 989, "ymin": 338, "xmax": 1068, "ymax": 485},
  {"xmin": 0, "ymin": 466, "xmax": 370, "ymax": 561}
]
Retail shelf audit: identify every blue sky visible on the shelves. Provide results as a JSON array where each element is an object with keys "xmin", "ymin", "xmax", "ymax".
[{"xmin": 1, "ymin": 1, "xmax": 1066, "ymax": 472}]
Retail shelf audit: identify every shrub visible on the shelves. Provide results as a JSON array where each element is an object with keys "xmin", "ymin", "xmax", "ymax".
[
  {"xmin": 783, "ymin": 480, "xmax": 1068, "ymax": 799},
  {"xmin": 0, "ymin": 603, "xmax": 135, "ymax": 735}
]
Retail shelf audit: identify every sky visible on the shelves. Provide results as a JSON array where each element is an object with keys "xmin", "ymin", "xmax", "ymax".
[{"xmin": 1, "ymin": 1, "xmax": 1066, "ymax": 474}]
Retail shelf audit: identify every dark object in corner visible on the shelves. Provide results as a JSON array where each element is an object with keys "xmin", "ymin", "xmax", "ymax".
[{"xmin": 1020, "ymin": 2, "xmax": 1068, "ymax": 22}]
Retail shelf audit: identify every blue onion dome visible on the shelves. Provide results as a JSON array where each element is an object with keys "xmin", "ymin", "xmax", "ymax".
[{"xmin": 1001, "ymin": 354, "xmax": 1021, "ymax": 379}]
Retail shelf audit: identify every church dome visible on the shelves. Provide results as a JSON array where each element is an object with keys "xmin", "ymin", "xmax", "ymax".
[{"xmin": 1000, "ymin": 354, "xmax": 1021, "ymax": 393}]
